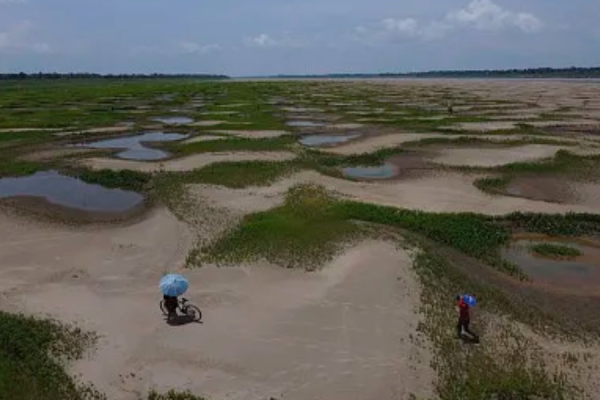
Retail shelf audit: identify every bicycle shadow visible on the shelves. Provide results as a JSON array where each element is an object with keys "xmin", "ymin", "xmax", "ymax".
[{"xmin": 165, "ymin": 314, "xmax": 203, "ymax": 326}]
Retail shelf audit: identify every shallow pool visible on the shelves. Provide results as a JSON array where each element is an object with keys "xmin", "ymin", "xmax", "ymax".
[
  {"xmin": 0, "ymin": 171, "xmax": 144, "ymax": 212},
  {"xmin": 342, "ymin": 164, "xmax": 396, "ymax": 180},
  {"xmin": 79, "ymin": 132, "xmax": 188, "ymax": 160},
  {"xmin": 299, "ymin": 134, "xmax": 361, "ymax": 147}
]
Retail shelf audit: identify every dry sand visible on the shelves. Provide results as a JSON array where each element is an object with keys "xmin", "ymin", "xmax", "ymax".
[
  {"xmin": 318, "ymin": 133, "xmax": 451, "ymax": 155},
  {"xmin": 54, "ymin": 126, "xmax": 133, "ymax": 137},
  {"xmin": 316, "ymin": 132, "xmax": 548, "ymax": 156},
  {"xmin": 429, "ymin": 144, "xmax": 567, "ymax": 167},
  {"xmin": 81, "ymin": 151, "xmax": 297, "ymax": 172},
  {"xmin": 189, "ymin": 121, "xmax": 227, "ymax": 127},
  {"xmin": 0, "ymin": 207, "xmax": 434, "ymax": 400},
  {"xmin": 446, "ymin": 121, "xmax": 519, "ymax": 132},
  {"xmin": 193, "ymin": 170, "xmax": 600, "ymax": 215},
  {"xmin": 182, "ymin": 135, "xmax": 228, "ymax": 144}
]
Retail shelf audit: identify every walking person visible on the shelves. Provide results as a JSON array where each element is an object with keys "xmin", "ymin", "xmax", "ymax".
[{"xmin": 456, "ymin": 294, "xmax": 479, "ymax": 342}]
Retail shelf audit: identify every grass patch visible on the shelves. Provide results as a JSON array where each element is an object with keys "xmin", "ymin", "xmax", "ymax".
[
  {"xmin": 174, "ymin": 136, "xmax": 294, "ymax": 155},
  {"xmin": 184, "ymin": 160, "xmax": 300, "ymax": 188},
  {"xmin": 0, "ymin": 311, "xmax": 103, "ymax": 400},
  {"xmin": 71, "ymin": 169, "xmax": 152, "ymax": 192},
  {"xmin": 202, "ymin": 184, "xmax": 363, "ymax": 269},
  {"xmin": 529, "ymin": 243, "xmax": 582, "ymax": 259},
  {"xmin": 0, "ymin": 158, "xmax": 45, "ymax": 178}
]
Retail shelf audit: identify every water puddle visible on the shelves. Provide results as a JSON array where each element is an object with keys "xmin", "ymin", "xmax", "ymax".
[
  {"xmin": 286, "ymin": 120, "xmax": 326, "ymax": 128},
  {"xmin": 152, "ymin": 116, "xmax": 194, "ymax": 125},
  {"xmin": 342, "ymin": 164, "xmax": 396, "ymax": 180},
  {"xmin": 79, "ymin": 132, "xmax": 188, "ymax": 160},
  {"xmin": 501, "ymin": 236, "xmax": 600, "ymax": 291},
  {"xmin": 299, "ymin": 134, "xmax": 361, "ymax": 147},
  {"xmin": 0, "ymin": 171, "xmax": 144, "ymax": 212}
]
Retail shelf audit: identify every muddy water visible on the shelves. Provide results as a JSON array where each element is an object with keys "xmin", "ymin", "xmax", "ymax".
[
  {"xmin": 0, "ymin": 171, "xmax": 144, "ymax": 212},
  {"xmin": 80, "ymin": 132, "xmax": 188, "ymax": 160},
  {"xmin": 502, "ymin": 235, "xmax": 600, "ymax": 291},
  {"xmin": 342, "ymin": 164, "xmax": 396, "ymax": 180},
  {"xmin": 152, "ymin": 116, "xmax": 194, "ymax": 125},
  {"xmin": 299, "ymin": 134, "xmax": 361, "ymax": 147}
]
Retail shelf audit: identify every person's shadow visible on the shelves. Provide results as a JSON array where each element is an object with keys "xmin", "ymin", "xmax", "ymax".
[
  {"xmin": 165, "ymin": 315, "xmax": 202, "ymax": 326},
  {"xmin": 458, "ymin": 333, "xmax": 480, "ymax": 344}
]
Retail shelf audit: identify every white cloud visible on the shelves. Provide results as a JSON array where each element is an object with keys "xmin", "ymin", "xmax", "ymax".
[
  {"xmin": 448, "ymin": 0, "xmax": 543, "ymax": 33},
  {"xmin": 245, "ymin": 33, "xmax": 308, "ymax": 48},
  {"xmin": 247, "ymin": 33, "xmax": 277, "ymax": 48},
  {"xmin": 354, "ymin": 0, "xmax": 542, "ymax": 45},
  {"xmin": 0, "ymin": 20, "xmax": 52, "ymax": 54}
]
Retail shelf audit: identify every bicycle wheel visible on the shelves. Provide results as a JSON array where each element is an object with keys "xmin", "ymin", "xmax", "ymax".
[
  {"xmin": 185, "ymin": 305, "xmax": 202, "ymax": 322},
  {"xmin": 159, "ymin": 299, "xmax": 167, "ymax": 315}
]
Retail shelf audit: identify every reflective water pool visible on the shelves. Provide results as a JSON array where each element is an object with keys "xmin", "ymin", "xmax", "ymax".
[
  {"xmin": 80, "ymin": 132, "xmax": 188, "ymax": 160},
  {"xmin": 0, "ymin": 171, "xmax": 144, "ymax": 212},
  {"xmin": 299, "ymin": 134, "xmax": 360, "ymax": 147}
]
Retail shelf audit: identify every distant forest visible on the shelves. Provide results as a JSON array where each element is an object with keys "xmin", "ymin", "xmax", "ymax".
[
  {"xmin": 0, "ymin": 73, "xmax": 230, "ymax": 80},
  {"xmin": 272, "ymin": 66, "xmax": 600, "ymax": 79}
]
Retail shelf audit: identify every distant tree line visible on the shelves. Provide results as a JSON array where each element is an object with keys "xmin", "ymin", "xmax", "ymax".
[
  {"xmin": 273, "ymin": 66, "xmax": 600, "ymax": 79},
  {"xmin": 0, "ymin": 72, "xmax": 229, "ymax": 80}
]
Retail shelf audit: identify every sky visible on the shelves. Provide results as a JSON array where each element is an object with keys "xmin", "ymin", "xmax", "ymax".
[{"xmin": 0, "ymin": 0, "xmax": 599, "ymax": 76}]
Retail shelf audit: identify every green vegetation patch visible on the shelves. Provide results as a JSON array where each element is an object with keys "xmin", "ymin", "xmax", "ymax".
[
  {"xmin": 71, "ymin": 169, "xmax": 152, "ymax": 192},
  {"xmin": 203, "ymin": 184, "xmax": 363, "ymax": 269},
  {"xmin": 183, "ymin": 160, "xmax": 300, "ymax": 188},
  {"xmin": 174, "ymin": 136, "xmax": 295, "ymax": 155},
  {"xmin": 0, "ymin": 159, "xmax": 45, "ymax": 178},
  {"xmin": 0, "ymin": 311, "xmax": 103, "ymax": 400},
  {"xmin": 529, "ymin": 243, "xmax": 582, "ymax": 259}
]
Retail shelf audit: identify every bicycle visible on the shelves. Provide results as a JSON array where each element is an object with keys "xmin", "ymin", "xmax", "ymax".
[{"xmin": 160, "ymin": 297, "xmax": 202, "ymax": 322}]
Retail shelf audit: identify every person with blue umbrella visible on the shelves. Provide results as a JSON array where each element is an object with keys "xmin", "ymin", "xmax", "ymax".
[
  {"xmin": 160, "ymin": 273, "xmax": 189, "ymax": 323},
  {"xmin": 456, "ymin": 293, "xmax": 479, "ymax": 342}
]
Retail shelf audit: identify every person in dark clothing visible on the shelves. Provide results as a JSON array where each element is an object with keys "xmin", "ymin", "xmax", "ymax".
[
  {"xmin": 163, "ymin": 294, "xmax": 179, "ymax": 322},
  {"xmin": 456, "ymin": 294, "xmax": 479, "ymax": 342}
]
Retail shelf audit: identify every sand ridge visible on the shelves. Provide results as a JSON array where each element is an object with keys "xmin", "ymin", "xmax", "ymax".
[{"xmin": 81, "ymin": 151, "xmax": 297, "ymax": 172}]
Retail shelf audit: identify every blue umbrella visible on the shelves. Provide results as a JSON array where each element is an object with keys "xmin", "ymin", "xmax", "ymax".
[
  {"xmin": 461, "ymin": 294, "xmax": 477, "ymax": 307},
  {"xmin": 159, "ymin": 274, "xmax": 189, "ymax": 296}
]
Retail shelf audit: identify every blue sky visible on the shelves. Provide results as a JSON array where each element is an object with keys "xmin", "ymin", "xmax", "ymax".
[{"xmin": 0, "ymin": 0, "xmax": 598, "ymax": 76}]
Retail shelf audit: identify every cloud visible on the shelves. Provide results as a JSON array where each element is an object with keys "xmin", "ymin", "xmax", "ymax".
[
  {"xmin": 0, "ymin": 20, "xmax": 52, "ymax": 54},
  {"xmin": 354, "ymin": 0, "xmax": 543, "ymax": 45},
  {"xmin": 448, "ymin": 0, "xmax": 543, "ymax": 33},
  {"xmin": 245, "ymin": 33, "xmax": 308, "ymax": 48},
  {"xmin": 247, "ymin": 34, "xmax": 277, "ymax": 48}
]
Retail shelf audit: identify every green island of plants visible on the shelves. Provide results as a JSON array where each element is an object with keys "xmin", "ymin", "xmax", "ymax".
[{"xmin": 529, "ymin": 242, "xmax": 582, "ymax": 259}]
